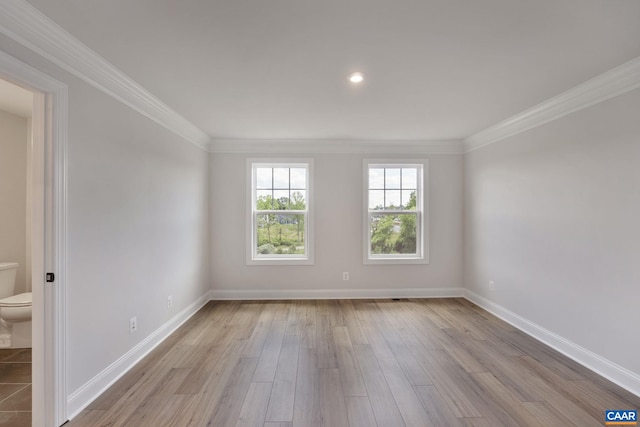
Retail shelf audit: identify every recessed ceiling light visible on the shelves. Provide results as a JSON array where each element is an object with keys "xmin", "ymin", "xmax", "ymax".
[{"xmin": 348, "ymin": 72, "xmax": 365, "ymax": 84}]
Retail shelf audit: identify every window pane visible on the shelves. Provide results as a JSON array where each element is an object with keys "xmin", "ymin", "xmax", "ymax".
[
  {"xmin": 273, "ymin": 190, "xmax": 290, "ymax": 209},
  {"xmin": 369, "ymin": 213, "xmax": 417, "ymax": 255},
  {"xmin": 256, "ymin": 190, "xmax": 273, "ymax": 209},
  {"xmin": 290, "ymin": 190, "xmax": 306, "ymax": 210},
  {"xmin": 385, "ymin": 190, "xmax": 401, "ymax": 209},
  {"xmin": 290, "ymin": 168, "xmax": 306, "ymax": 189},
  {"xmin": 369, "ymin": 168, "xmax": 384, "ymax": 189},
  {"xmin": 385, "ymin": 168, "xmax": 401, "ymax": 189},
  {"xmin": 369, "ymin": 190, "xmax": 384, "ymax": 210},
  {"xmin": 402, "ymin": 168, "xmax": 417, "ymax": 189},
  {"xmin": 273, "ymin": 168, "xmax": 289, "ymax": 188},
  {"xmin": 256, "ymin": 213, "xmax": 306, "ymax": 256},
  {"xmin": 251, "ymin": 162, "xmax": 311, "ymax": 262},
  {"xmin": 402, "ymin": 190, "xmax": 417, "ymax": 210},
  {"xmin": 256, "ymin": 168, "xmax": 272, "ymax": 189}
]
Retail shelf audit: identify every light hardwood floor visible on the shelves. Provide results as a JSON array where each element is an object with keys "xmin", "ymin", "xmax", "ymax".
[{"xmin": 68, "ymin": 299, "xmax": 640, "ymax": 426}]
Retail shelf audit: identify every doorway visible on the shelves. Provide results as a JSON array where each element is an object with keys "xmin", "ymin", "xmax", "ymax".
[
  {"xmin": 0, "ymin": 51, "xmax": 67, "ymax": 427},
  {"xmin": 0, "ymin": 77, "xmax": 33, "ymax": 426}
]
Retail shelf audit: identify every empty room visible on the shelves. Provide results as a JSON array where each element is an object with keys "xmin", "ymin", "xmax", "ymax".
[{"xmin": 0, "ymin": 0, "xmax": 639, "ymax": 426}]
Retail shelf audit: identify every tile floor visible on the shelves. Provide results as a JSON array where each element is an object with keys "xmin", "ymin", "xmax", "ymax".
[{"xmin": 0, "ymin": 348, "xmax": 31, "ymax": 427}]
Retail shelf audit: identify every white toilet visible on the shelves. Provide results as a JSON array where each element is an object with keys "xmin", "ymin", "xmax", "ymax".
[{"xmin": 0, "ymin": 262, "xmax": 32, "ymax": 348}]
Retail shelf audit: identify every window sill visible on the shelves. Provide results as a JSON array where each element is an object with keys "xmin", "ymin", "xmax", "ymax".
[
  {"xmin": 247, "ymin": 257, "xmax": 314, "ymax": 266},
  {"xmin": 364, "ymin": 256, "xmax": 428, "ymax": 265}
]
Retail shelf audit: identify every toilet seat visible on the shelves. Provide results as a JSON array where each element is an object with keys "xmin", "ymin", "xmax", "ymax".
[
  {"xmin": 0, "ymin": 292, "xmax": 32, "ymax": 308},
  {"xmin": 0, "ymin": 292, "xmax": 32, "ymax": 324}
]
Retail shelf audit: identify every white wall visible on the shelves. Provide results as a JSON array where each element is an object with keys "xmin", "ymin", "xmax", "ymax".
[
  {"xmin": 0, "ymin": 108, "xmax": 28, "ymax": 294},
  {"xmin": 66, "ymin": 85, "xmax": 211, "ymax": 393},
  {"xmin": 211, "ymin": 152, "xmax": 463, "ymax": 296},
  {"xmin": 0, "ymin": 37, "xmax": 211, "ymax": 395},
  {"xmin": 464, "ymin": 88, "xmax": 640, "ymax": 378}
]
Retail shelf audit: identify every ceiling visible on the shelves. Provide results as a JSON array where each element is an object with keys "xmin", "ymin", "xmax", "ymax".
[
  {"xmin": 0, "ymin": 78, "xmax": 32, "ymax": 118},
  {"xmin": 24, "ymin": 0, "xmax": 640, "ymax": 142}
]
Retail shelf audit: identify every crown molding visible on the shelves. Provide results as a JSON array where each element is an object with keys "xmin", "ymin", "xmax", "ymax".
[
  {"xmin": 209, "ymin": 138, "xmax": 465, "ymax": 155},
  {"xmin": 7, "ymin": 0, "xmax": 638, "ymax": 155},
  {"xmin": 0, "ymin": 0, "xmax": 211, "ymax": 150},
  {"xmin": 464, "ymin": 55, "xmax": 640, "ymax": 153}
]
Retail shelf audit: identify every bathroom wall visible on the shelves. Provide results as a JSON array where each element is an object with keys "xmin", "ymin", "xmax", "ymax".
[
  {"xmin": 25, "ymin": 117, "xmax": 32, "ymax": 292},
  {"xmin": 0, "ymin": 108, "xmax": 29, "ymax": 294}
]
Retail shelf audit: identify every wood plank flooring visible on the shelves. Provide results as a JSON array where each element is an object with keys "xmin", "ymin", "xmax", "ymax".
[{"xmin": 68, "ymin": 299, "xmax": 640, "ymax": 427}]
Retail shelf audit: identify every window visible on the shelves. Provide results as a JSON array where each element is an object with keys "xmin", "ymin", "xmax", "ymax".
[
  {"xmin": 364, "ymin": 160, "xmax": 428, "ymax": 264},
  {"xmin": 247, "ymin": 160, "xmax": 313, "ymax": 264}
]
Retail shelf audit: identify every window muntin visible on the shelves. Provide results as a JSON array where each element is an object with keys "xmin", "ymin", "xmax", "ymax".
[
  {"xmin": 249, "ymin": 161, "xmax": 312, "ymax": 263},
  {"xmin": 365, "ymin": 161, "xmax": 426, "ymax": 263},
  {"xmin": 368, "ymin": 167, "xmax": 418, "ymax": 211}
]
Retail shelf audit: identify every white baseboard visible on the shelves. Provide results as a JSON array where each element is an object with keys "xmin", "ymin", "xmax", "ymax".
[
  {"xmin": 66, "ymin": 290, "xmax": 212, "ymax": 419},
  {"xmin": 464, "ymin": 289, "xmax": 640, "ymax": 398},
  {"xmin": 210, "ymin": 287, "xmax": 464, "ymax": 300}
]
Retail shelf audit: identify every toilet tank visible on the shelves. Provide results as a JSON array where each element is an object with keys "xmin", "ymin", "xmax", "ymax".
[{"xmin": 0, "ymin": 263, "xmax": 18, "ymax": 299}]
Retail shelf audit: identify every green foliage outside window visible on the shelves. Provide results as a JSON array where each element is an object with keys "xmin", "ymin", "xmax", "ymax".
[
  {"xmin": 256, "ymin": 192, "xmax": 305, "ymax": 255},
  {"xmin": 370, "ymin": 191, "xmax": 417, "ymax": 255}
]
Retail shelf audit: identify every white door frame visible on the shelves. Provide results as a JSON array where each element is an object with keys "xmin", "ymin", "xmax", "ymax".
[{"xmin": 0, "ymin": 50, "xmax": 67, "ymax": 427}]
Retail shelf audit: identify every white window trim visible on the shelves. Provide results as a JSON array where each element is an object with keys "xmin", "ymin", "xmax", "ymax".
[
  {"xmin": 246, "ymin": 158, "xmax": 314, "ymax": 265},
  {"xmin": 363, "ymin": 159, "xmax": 429, "ymax": 265}
]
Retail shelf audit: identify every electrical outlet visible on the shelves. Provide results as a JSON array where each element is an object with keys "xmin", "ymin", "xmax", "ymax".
[
  {"xmin": 343, "ymin": 272, "xmax": 350, "ymax": 281},
  {"xmin": 167, "ymin": 295, "xmax": 173, "ymax": 309},
  {"xmin": 489, "ymin": 281, "xmax": 495, "ymax": 291},
  {"xmin": 129, "ymin": 316, "xmax": 137, "ymax": 334}
]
